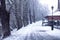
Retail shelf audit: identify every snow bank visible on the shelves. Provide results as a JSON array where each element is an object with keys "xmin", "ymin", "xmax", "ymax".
[
  {"xmin": 46, "ymin": 28, "xmax": 60, "ymax": 38},
  {"xmin": 3, "ymin": 20, "xmax": 60, "ymax": 40},
  {"xmin": 48, "ymin": 11, "xmax": 60, "ymax": 16}
]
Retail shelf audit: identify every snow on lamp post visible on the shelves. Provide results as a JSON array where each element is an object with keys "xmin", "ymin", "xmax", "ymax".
[{"xmin": 51, "ymin": 6, "xmax": 54, "ymax": 30}]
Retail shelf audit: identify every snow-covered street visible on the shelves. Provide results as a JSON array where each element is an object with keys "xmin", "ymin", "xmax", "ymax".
[
  {"xmin": 0, "ymin": 0, "xmax": 60, "ymax": 40},
  {"xmin": 3, "ymin": 21, "xmax": 60, "ymax": 40}
]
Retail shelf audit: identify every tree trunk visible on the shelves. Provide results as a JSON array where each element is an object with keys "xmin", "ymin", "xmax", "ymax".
[
  {"xmin": 1, "ymin": 11, "xmax": 10, "ymax": 38},
  {"xmin": 0, "ymin": 0, "xmax": 10, "ymax": 38},
  {"xmin": 33, "ymin": 1, "xmax": 35, "ymax": 23},
  {"xmin": 14, "ymin": 0, "xmax": 23, "ymax": 30},
  {"xmin": 29, "ymin": 9, "xmax": 32, "ymax": 24},
  {"xmin": 23, "ymin": 1, "xmax": 29, "ymax": 26},
  {"xmin": 33, "ymin": 10, "xmax": 35, "ymax": 23}
]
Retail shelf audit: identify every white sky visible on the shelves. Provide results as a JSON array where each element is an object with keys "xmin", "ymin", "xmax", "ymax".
[{"xmin": 38, "ymin": 0, "xmax": 58, "ymax": 13}]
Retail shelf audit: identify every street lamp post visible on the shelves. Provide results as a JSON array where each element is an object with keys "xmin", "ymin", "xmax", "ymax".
[{"xmin": 51, "ymin": 6, "xmax": 54, "ymax": 30}]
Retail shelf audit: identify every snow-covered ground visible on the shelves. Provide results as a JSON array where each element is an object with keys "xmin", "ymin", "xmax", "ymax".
[{"xmin": 3, "ymin": 20, "xmax": 60, "ymax": 40}]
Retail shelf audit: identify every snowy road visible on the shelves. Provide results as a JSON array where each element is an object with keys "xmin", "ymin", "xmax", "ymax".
[
  {"xmin": 4, "ymin": 30, "xmax": 60, "ymax": 40},
  {"xmin": 3, "ymin": 21, "xmax": 60, "ymax": 40},
  {"xmin": 24, "ymin": 31, "xmax": 60, "ymax": 40}
]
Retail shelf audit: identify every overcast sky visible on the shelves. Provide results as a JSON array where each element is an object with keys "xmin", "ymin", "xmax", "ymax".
[{"xmin": 38, "ymin": 0, "xmax": 58, "ymax": 14}]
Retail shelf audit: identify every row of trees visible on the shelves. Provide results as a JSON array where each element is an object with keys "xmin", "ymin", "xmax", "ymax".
[
  {"xmin": 0, "ymin": 0, "xmax": 49, "ymax": 38},
  {"xmin": 0, "ymin": 0, "xmax": 37, "ymax": 38},
  {"xmin": 6, "ymin": 0, "xmax": 37, "ymax": 30}
]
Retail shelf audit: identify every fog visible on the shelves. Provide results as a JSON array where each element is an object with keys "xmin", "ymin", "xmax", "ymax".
[
  {"xmin": 5, "ymin": 0, "xmax": 58, "ymax": 30},
  {"xmin": 38, "ymin": 0, "xmax": 58, "ymax": 13}
]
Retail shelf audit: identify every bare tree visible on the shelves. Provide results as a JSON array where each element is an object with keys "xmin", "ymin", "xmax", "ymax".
[
  {"xmin": 29, "ymin": 9, "xmax": 32, "ymax": 24},
  {"xmin": 33, "ymin": 9, "xmax": 35, "ymax": 23},
  {"xmin": 7, "ymin": 0, "xmax": 23, "ymax": 30},
  {"xmin": 32, "ymin": 0, "xmax": 35, "ymax": 23},
  {"xmin": 23, "ymin": 0, "xmax": 29, "ymax": 26},
  {"xmin": 14, "ymin": 0, "xmax": 23, "ymax": 29},
  {"xmin": 6, "ymin": 0, "xmax": 17, "ymax": 30},
  {"xmin": 0, "ymin": 0, "xmax": 10, "ymax": 38}
]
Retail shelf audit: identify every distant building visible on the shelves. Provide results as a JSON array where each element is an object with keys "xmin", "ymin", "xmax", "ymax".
[
  {"xmin": 45, "ymin": 12, "xmax": 60, "ymax": 26},
  {"xmin": 45, "ymin": 0, "xmax": 60, "ymax": 26},
  {"xmin": 45, "ymin": 12, "xmax": 60, "ymax": 21},
  {"xmin": 45, "ymin": 16, "xmax": 60, "ymax": 21}
]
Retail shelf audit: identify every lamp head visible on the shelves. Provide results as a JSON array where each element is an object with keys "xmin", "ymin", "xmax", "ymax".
[{"xmin": 51, "ymin": 6, "xmax": 54, "ymax": 10}]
